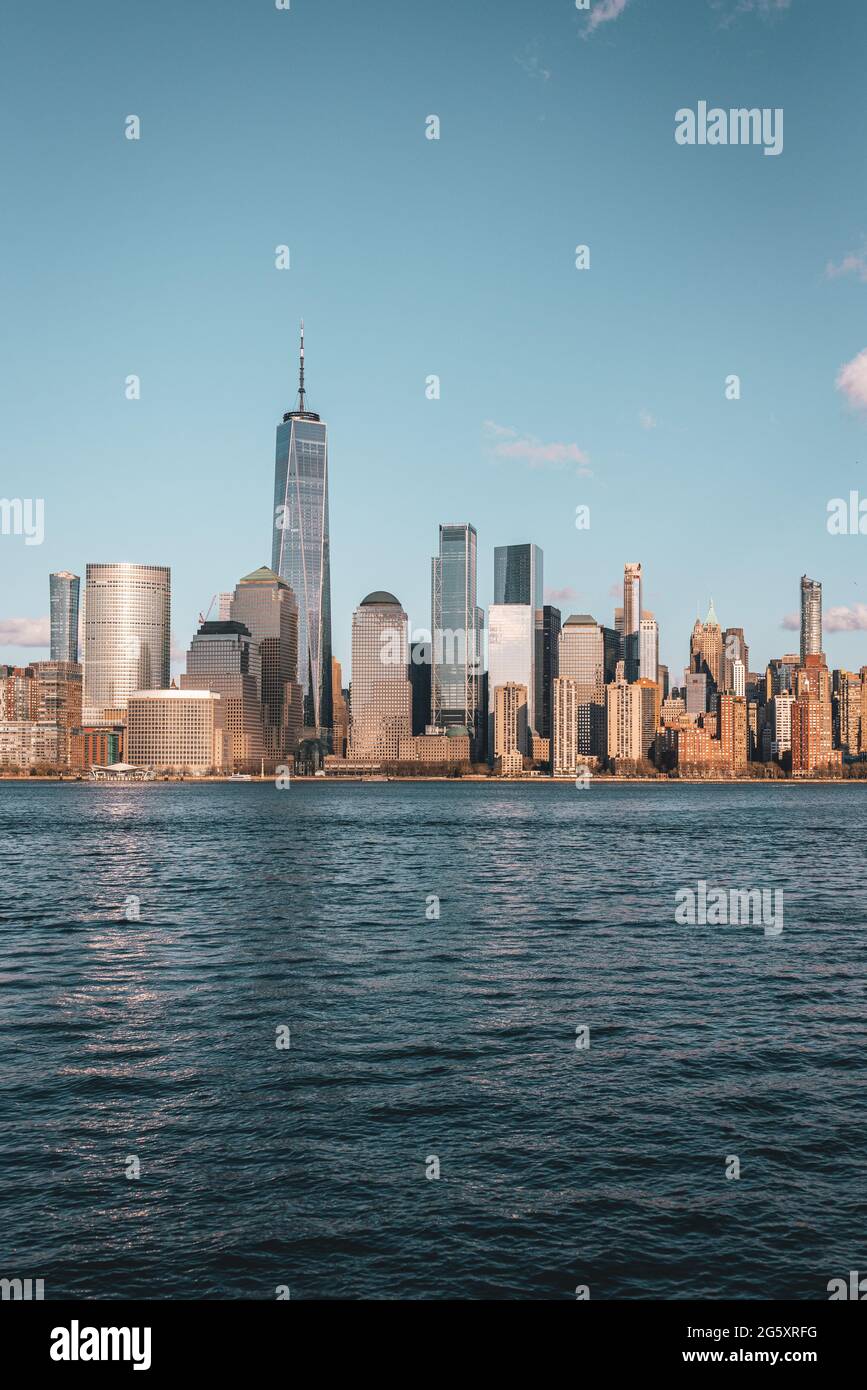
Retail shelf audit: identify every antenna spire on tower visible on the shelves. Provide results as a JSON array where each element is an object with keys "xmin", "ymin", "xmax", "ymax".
[{"xmin": 298, "ymin": 318, "xmax": 306, "ymax": 412}]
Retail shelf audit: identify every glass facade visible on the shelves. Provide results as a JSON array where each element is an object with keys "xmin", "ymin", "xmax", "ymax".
[
  {"xmin": 493, "ymin": 543, "xmax": 544, "ymax": 737},
  {"xmin": 272, "ymin": 412, "xmax": 333, "ymax": 745},
  {"xmin": 83, "ymin": 563, "xmax": 170, "ymax": 717},
  {"xmin": 431, "ymin": 523, "xmax": 484, "ymax": 753},
  {"xmin": 49, "ymin": 571, "xmax": 80, "ymax": 662}
]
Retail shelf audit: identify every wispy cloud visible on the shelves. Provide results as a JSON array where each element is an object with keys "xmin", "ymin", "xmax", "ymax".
[
  {"xmin": 836, "ymin": 348, "xmax": 867, "ymax": 411},
  {"xmin": 826, "ymin": 604, "xmax": 867, "ymax": 633},
  {"xmin": 710, "ymin": 0, "xmax": 792, "ymax": 26},
  {"xmin": 483, "ymin": 421, "xmax": 592, "ymax": 476},
  {"xmin": 826, "ymin": 244, "xmax": 867, "ymax": 284},
  {"xmin": 639, "ymin": 409, "xmax": 657, "ymax": 431},
  {"xmin": 584, "ymin": 0, "xmax": 632, "ymax": 37},
  {"xmin": 0, "ymin": 616, "xmax": 50, "ymax": 648},
  {"xmin": 545, "ymin": 586, "xmax": 578, "ymax": 603},
  {"xmin": 780, "ymin": 612, "xmax": 799, "ymax": 631},
  {"xmin": 609, "ymin": 582, "xmax": 622, "ymax": 599},
  {"xmin": 515, "ymin": 41, "xmax": 550, "ymax": 82}
]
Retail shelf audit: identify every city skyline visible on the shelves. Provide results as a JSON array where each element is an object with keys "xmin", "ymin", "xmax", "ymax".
[{"xmin": 3, "ymin": 2, "xmax": 867, "ymax": 683}]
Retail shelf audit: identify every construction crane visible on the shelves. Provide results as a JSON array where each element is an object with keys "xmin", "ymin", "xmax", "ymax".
[{"xmin": 198, "ymin": 594, "xmax": 217, "ymax": 627}]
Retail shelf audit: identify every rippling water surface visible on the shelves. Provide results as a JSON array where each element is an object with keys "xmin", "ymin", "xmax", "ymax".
[{"xmin": 2, "ymin": 781, "xmax": 865, "ymax": 1299}]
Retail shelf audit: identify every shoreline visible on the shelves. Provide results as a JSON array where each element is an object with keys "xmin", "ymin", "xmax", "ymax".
[{"xmin": 0, "ymin": 775, "xmax": 862, "ymax": 787}]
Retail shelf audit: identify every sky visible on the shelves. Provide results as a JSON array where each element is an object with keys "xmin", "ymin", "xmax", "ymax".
[{"xmin": 2, "ymin": 0, "xmax": 867, "ymax": 681}]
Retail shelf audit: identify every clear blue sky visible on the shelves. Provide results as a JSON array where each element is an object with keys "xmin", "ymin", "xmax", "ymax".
[{"xmin": 2, "ymin": 0, "xmax": 867, "ymax": 680}]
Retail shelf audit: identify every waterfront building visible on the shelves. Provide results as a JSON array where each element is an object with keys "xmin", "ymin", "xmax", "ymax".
[
  {"xmin": 82, "ymin": 563, "xmax": 170, "ymax": 720},
  {"xmin": 718, "ymin": 693, "xmax": 749, "ymax": 768},
  {"xmin": 180, "ymin": 620, "xmax": 265, "ymax": 773},
  {"xmin": 397, "ymin": 730, "xmax": 471, "ymax": 765},
  {"xmin": 0, "ymin": 666, "xmax": 37, "ymax": 721},
  {"xmin": 487, "ymin": 604, "xmax": 534, "ymax": 756},
  {"xmin": 127, "ymin": 689, "xmax": 224, "ymax": 773},
  {"xmin": 791, "ymin": 695, "xmax": 836, "ymax": 775},
  {"xmin": 71, "ymin": 724, "xmax": 125, "ymax": 771},
  {"xmin": 31, "ymin": 661, "xmax": 83, "ymax": 729},
  {"xmin": 349, "ymin": 592, "xmax": 412, "ymax": 762},
  {"xmin": 832, "ymin": 669, "xmax": 862, "ymax": 756},
  {"xmin": 431, "ymin": 523, "xmax": 484, "ymax": 754},
  {"xmin": 49, "ymin": 571, "xmax": 80, "ymax": 662},
  {"xmin": 559, "ymin": 614, "xmax": 606, "ymax": 756},
  {"xmin": 230, "ymin": 566, "xmax": 303, "ymax": 764},
  {"xmin": 271, "ymin": 323, "xmax": 333, "ymax": 748},
  {"xmin": 409, "ymin": 641, "xmax": 432, "ymax": 736},
  {"xmin": 494, "ymin": 543, "xmax": 544, "ymax": 728},
  {"xmin": 0, "ymin": 723, "xmax": 69, "ymax": 767},
  {"xmin": 540, "ymin": 605, "xmax": 561, "ymax": 740},
  {"xmin": 635, "ymin": 677, "xmax": 660, "ymax": 762},
  {"xmin": 492, "ymin": 681, "xmax": 528, "ymax": 773},
  {"xmin": 332, "ymin": 658, "xmax": 350, "ymax": 758},
  {"xmin": 606, "ymin": 674, "xmax": 642, "ymax": 764},
  {"xmin": 552, "ymin": 676, "xmax": 579, "ymax": 775}
]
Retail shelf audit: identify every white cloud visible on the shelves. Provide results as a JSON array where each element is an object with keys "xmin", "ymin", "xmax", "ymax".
[
  {"xmin": 0, "ymin": 616, "xmax": 50, "ymax": 648},
  {"xmin": 826, "ymin": 604, "xmax": 867, "ymax": 633},
  {"xmin": 836, "ymin": 348, "xmax": 867, "ymax": 411},
  {"xmin": 585, "ymin": 0, "xmax": 632, "ymax": 37},
  {"xmin": 545, "ymin": 586, "xmax": 579, "ymax": 603},
  {"xmin": 825, "ymin": 245, "xmax": 867, "ymax": 284},
  {"xmin": 780, "ymin": 612, "xmax": 799, "ymax": 631},
  {"xmin": 639, "ymin": 409, "xmax": 657, "ymax": 431},
  {"xmin": 483, "ymin": 421, "xmax": 592, "ymax": 475}
]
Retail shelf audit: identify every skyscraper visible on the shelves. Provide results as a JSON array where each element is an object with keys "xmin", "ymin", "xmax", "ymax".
[
  {"xmin": 491, "ymin": 682, "xmax": 528, "ymax": 774},
  {"xmin": 349, "ymin": 592, "xmax": 412, "ymax": 761},
  {"xmin": 800, "ymin": 575, "xmax": 822, "ymax": 664},
  {"xmin": 559, "ymin": 614, "xmax": 606, "ymax": 756},
  {"xmin": 639, "ymin": 612, "xmax": 659, "ymax": 684},
  {"xmin": 83, "ymin": 563, "xmax": 171, "ymax": 720},
  {"xmin": 431, "ymin": 523, "xmax": 484, "ymax": 754},
  {"xmin": 622, "ymin": 562, "xmax": 642, "ymax": 680},
  {"xmin": 49, "ymin": 572, "xmax": 80, "ymax": 662},
  {"xmin": 180, "ymin": 619, "xmax": 265, "ymax": 773},
  {"xmin": 487, "ymin": 603, "xmax": 535, "ymax": 756},
  {"xmin": 230, "ymin": 566, "xmax": 302, "ymax": 766},
  {"xmin": 690, "ymin": 600, "xmax": 723, "ymax": 692},
  {"xmin": 493, "ymin": 543, "xmax": 544, "ymax": 731},
  {"xmin": 272, "ymin": 323, "xmax": 333, "ymax": 749},
  {"xmin": 540, "ymin": 605, "xmax": 561, "ymax": 740}
]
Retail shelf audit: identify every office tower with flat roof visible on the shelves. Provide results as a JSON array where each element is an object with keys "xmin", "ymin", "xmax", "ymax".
[
  {"xmin": 82, "ymin": 563, "xmax": 170, "ymax": 720},
  {"xmin": 272, "ymin": 324, "xmax": 333, "ymax": 749},
  {"xmin": 230, "ymin": 566, "xmax": 302, "ymax": 765},
  {"xmin": 635, "ymin": 676, "xmax": 660, "ymax": 763},
  {"xmin": 552, "ymin": 676, "xmax": 579, "ymax": 775},
  {"xmin": 639, "ymin": 613, "xmax": 658, "ymax": 684},
  {"xmin": 409, "ymin": 641, "xmax": 432, "ymax": 736},
  {"xmin": 718, "ymin": 693, "xmax": 749, "ymax": 768},
  {"xmin": 658, "ymin": 663, "xmax": 670, "ymax": 702},
  {"xmin": 800, "ymin": 575, "xmax": 822, "ymax": 664},
  {"xmin": 493, "ymin": 542, "xmax": 544, "ymax": 732},
  {"xmin": 49, "ymin": 572, "xmax": 80, "ymax": 662},
  {"xmin": 606, "ymin": 673, "xmax": 642, "ymax": 763},
  {"xmin": 540, "ymin": 605, "xmax": 561, "ymax": 740},
  {"xmin": 492, "ymin": 682, "xmax": 527, "ymax": 774},
  {"xmin": 332, "ymin": 657, "xmax": 349, "ymax": 757},
  {"xmin": 180, "ymin": 619, "xmax": 265, "ymax": 773},
  {"xmin": 431, "ymin": 523, "xmax": 484, "ymax": 755},
  {"xmin": 349, "ymin": 592, "xmax": 412, "ymax": 761},
  {"xmin": 32, "ymin": 660, "xmax": 83, "ymax": 729},
  {"xmin": 622, "ymin": 562, "xmax": 642, "ymax": 680},
  {"xmin": 722, "ymin": 627, "xmax": 750, "ymax": 692},
  {"xmin": 487, "ymin": 604, "xmax": 534, "ymax": 757},
  {"xmin": 832, "ymin": 669, "xmax": 862, "ymax": 756},
  {"xmin": 559, "ymin": 614, "xmax": 606, "ymax": 756},
  {"xmin": 127, "ymin": 689, "xmax": 224, "ymax": 773}
]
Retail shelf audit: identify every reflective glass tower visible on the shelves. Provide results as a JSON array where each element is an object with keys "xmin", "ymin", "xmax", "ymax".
[
  {"xmin": 49, "ymin": 571, "xmax": 80, "ymax": 662},
  {"xmin": 82, "ymin": 563, "xmax": 170, "ymax": 719},
  {"xmin": 493, "ymin": 543, "xmax": 544, "ymax": 735},
  {"xmin": 431, "ymin": 523, "xmax": 484, "ymax": 754},
  {"xmin": 271, "ymin": 323, "xmax": 333, "ymax": 748}
]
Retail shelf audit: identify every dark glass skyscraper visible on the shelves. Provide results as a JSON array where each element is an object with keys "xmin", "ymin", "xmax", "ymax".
[
  {"xmin": 272, "ymin": 323, "xmax": 333, "ymax": 748},
  {"xmin": 49, "ymin": 571, "xmax": 80, "ymax": 662},
  {"xmin": 541, "ymin": 604, "xmax": 561, "ymax": 740}
]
